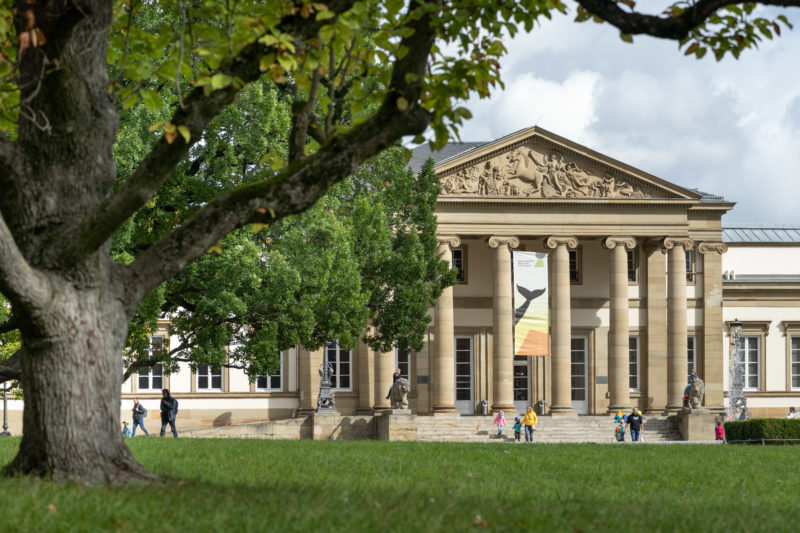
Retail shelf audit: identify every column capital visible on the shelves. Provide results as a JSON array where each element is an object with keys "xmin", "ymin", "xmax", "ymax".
[
  {"xmin": 545, "ymin": 235, "xmax": 578, "ymax": 249},
  {"xmin": 697, "ymin": 242, "xmax": 728, "ymax": 255},
  {"xmin": 437, "ymin": 235, "xmax": 461, "ymax": 248},
  {"xmin": 662, "ymin": 237, "xmax": 693, "ymax": 251},
  {"xmin": 487, "ymin": 235, "xmax": 520, "ymax": 249},
  {"xmin": 602, "ymin": 236, "xmax": 636, "ymax": 250}
]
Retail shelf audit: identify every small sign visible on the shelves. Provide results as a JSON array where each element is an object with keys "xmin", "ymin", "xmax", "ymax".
[
  {"xmin": 416, "ymin": 375, "xmax": 429, "ymax": 385},
  {"xmin": 596, "ymin": 376, "xmax": 609, "ymax": 384}
]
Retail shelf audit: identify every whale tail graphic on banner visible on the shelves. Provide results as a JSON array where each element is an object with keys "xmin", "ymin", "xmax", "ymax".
[{"xmin": 513, "ymin": 251, "xmax": 549, "ymax": 356}]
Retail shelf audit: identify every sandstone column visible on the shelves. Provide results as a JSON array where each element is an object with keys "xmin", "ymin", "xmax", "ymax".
[
  {"xmin": 488, "ymin": 235, "xmax": 520, "ymax": 413},
  {"xmin": 665, "ymin": 237, "xmax": 693, "ymax": 411},
  {"xmin": 297, "ymin": 345, "xmax": 323, "ymax": 414},
  {"xmin": 699, "ymin": 242, "xmax": 728, "ymax": 411},
  {"xmin": 356, "ymin": 339, "xmax": 373, "ymax": 414},
  {"xmin": 604, "ymin": 237, "xmax": 636, "ymax": 412},
  {"xmin": 373, "ymin": 347, "xmax": 393, "ymax": 411},
  {"xmin": 644, "ymin": 242, "xmax": 667, "ymax": 413},
  {"xmin": 433, "ymin": 236, "xmax": 460, "ymax": 414},
  {"xmin": 545, "ymin": 236, "xmax": 578, "ymax": 416}
]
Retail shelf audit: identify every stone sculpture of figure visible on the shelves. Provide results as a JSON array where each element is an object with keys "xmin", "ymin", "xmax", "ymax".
[
  {"xmin": 505, "ymin": 148, "xmax": 546, "ymax": 193},
  {"xmin": 390, "ymin": 377, "xmax": 411, "ymax": 409},
  {"xmin": 688, "ymin": 377, "xmax": 705, "ymax": 409}
]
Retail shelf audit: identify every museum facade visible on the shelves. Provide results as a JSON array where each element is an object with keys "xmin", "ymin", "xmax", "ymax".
[{"xmin": 9, "ymin": 126, "xmax": 799, "ymax": 433}]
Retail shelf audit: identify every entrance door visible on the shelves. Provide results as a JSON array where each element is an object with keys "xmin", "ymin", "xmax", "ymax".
[
  {"xmin": 513, "ymin": 356, "xmax": 530, "ymax": 415},
  {"xmin": 454, "ymin": 337, "xmax": 474, "ymax": 414},
  {"xmin": 571, "ymin": 337, "xmax": 588, "ymax": 414}
]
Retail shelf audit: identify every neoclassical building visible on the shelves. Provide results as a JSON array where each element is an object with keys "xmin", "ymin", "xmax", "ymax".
[{"xmin": 4, "ymin": 127, "xmax": 796, "ymax": 433}]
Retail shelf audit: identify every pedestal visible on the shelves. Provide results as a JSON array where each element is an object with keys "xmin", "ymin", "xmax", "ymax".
[
  {"xmin": 677, "ymin": 409, "xmax": 720, "ymax": 441},
  {"xmin": 375, "ymin": 411, "xmax": 418, "ymax": 441}
]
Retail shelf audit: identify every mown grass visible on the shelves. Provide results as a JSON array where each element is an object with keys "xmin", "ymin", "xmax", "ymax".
[{"xmin": 0, "ymin": 438, "xmax": 798, "ymax": 532}]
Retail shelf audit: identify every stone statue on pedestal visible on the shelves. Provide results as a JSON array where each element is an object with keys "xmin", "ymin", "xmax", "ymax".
[{"xmin": 390, "ymin": 377, "xmax": 410, "ymax": 410}]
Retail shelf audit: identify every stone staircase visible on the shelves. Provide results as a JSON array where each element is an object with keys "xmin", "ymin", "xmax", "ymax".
[{"xmin": 415, "ymin": 414, "xmax": 681, "ymax": 443}]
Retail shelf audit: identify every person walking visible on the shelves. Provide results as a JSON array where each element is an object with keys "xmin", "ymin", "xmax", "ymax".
[
  {"xmin": 626, "ymin": 407, "xmax": 644, "ymax": 443},
  {"xmin": 493, "ymin": 410, "xmax": 507, "ymax": 438},
  {"xmin": 160, "ymin": 388, "xmax": 179, "ymax": 438},
  {"xmin": 715, "ymin": 421, "xmax": 725, "ymax": 441},
  {"xmin": 522, "ymin": 406, "xmax": 538, "ymax": 443},
  {"xmin": 131, "ymin": 398, "xmax": 150, "ymax": 437},
  {"xmin": 513, "ymin": 417, "xmax": 522, "ymax": 443}
]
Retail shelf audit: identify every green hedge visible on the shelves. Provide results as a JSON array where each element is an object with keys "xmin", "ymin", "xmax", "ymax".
[{"xmin": 724, "ymin": 418, "xmax": 800, "ymax": 443}]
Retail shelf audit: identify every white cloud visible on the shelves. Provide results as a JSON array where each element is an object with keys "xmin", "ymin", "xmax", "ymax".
[{"xmin": 454, "ymin": 7, "xmax": 800, "ymax": 224}]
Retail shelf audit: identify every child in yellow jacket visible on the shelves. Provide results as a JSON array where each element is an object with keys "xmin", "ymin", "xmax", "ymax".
[{"xmin": 522, "ymin": 406, "xmax": 538, "ymax": 442}]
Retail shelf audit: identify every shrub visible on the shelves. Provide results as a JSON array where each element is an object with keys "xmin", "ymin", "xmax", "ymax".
[{"xmin": 724, "ymin": 418, "xmax": 800, "ymax": 444}]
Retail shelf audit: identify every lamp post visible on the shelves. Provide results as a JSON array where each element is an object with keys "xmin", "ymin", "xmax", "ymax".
[
  {"xmin": 1, "ymin": 382, "xmax": 10, "ymax": 437},
  {"xmin": 316, "ymin": 347, "xmax": 336, "ymax": 413},
  {"xmin": 728, "ymin": 319, "xmax": 746, "ymax": 420}
]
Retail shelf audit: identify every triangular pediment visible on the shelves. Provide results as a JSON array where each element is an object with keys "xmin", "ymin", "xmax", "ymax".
[{"xmin": 430, "ymin": 127, "xmax": 701, "ymax": 201}]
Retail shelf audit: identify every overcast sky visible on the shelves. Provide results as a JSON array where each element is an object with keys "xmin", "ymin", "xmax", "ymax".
[{"xmin": 453, "ymin": 5, "xmax": 800, "ymax": 225}]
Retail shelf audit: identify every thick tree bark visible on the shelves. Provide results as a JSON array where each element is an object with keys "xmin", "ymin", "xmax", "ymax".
[{"xmin": 4, "ymin": 281, "xmax": 158, "ymax": 483}]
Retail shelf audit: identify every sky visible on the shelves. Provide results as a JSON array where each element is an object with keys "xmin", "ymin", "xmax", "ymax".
[{"xmin": 452, "ymin": 4, "xmax": 800, "ymax": 225}]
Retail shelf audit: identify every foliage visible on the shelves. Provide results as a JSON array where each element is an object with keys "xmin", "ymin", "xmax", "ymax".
[
  {"xmin": 2, "ymin": 438, "xmax": 800, "ymax": 530},
  {"xmin": 725, "ymin": 418, "xmax": 800, "ymax": 443},
  {"xmin": 0, "ymin": 296, "xmax": 17, "ymax": 363}
]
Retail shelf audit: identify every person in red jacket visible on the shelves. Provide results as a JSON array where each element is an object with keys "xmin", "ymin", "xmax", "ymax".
[{"xmin": 715, "ymin": 421, "xmax": 725, "ymax": 441}]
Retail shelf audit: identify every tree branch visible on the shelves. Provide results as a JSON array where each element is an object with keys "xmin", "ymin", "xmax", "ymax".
[
  {"xmin": 576, "ymin": 0, "xmax": 800, "ymax": 39},
  {"xmin": 122, "ymin": 1, "xmax": 437, "ymax": 303},
  {"xmin": 0, "ymin": 212, "xmax": 52, "ymax": 310},
  {"xmin": 288, "ymin": 68, "xmax": 322, "ymax": 163},
  {"xmin": 122, "ymin": 341, "xmax": 191, "ymax": 381},
  {"xmin": 0, "ymin": 348, "xmax": 22, "ymax": 382},
  {"xmin": 57, "ymin": 0, "xmax": 359, "ymax": 267}
]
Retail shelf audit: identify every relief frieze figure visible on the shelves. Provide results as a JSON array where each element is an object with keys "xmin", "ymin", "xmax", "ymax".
[{"xmin": 440, "ymin": 145, "xmax": 652, "ymax": 199}]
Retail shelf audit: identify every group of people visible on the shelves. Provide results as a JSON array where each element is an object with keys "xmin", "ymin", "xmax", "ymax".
[
  {"xmin": 492, "ymin": 406, "xmax": 538, "ymax": 443},
  {"xmin": 121, "ymin": 389, "xmax": 180, "ymax": 438},
  {"xmin": 614, "ymin": 407, "xmax": 645, "ymax": 442}
]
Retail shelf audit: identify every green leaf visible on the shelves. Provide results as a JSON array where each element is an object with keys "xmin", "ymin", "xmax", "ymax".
[{"xmin": 210, "ymin": 73, "xmax": 233, "ymax": 90}]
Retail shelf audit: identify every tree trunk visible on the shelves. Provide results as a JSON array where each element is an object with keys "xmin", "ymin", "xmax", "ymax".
[{"xmin": 3, "ymin": 280, "xmax": 158, "ymax": 484}]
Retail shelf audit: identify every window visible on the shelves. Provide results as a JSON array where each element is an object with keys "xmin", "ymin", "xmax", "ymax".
[
  {"xmin": 326, "ymin": 342, "xmax": 351, "ymax": 390},
  {"xmin": 685, "ymin": 250, "xmax": 696, "ymax": 283},
  {"xmin": 513, "ymin": 356, "xmax": 529, "ymax": 402},
  {"xmin": 791, "ymin": 337, "xmax": 800, "ymax": 390},
  {"xmin": 256, "ymin": 354, "xmax": 282, "ymax": 391},
  {"xmin": 452, "ymin": 248, "xmax": 467, "ymax": 283},
  {"xmin": 627, "ymin": 249, "xmax": 639, "ymax": 283},
  {"xmin": 736, "ymin": 336, "xmax": 761, "ymax": 391},
  {"xmin": 395, "ymin": 348, "xmax": 410, "ymax": 380},
  {"xmin": 629, "ymin": 337, "xmax": 640, "ymax": 391},
  {"xmin": 138, "ymin": 336, "xmax": 165, "ymax": 391},
  {"xmin": 197, "ymin": 365, "xmax": 222, "ymax": 391},
  {"xmin": 687, "ymin": 336, "xmax": 696, "ymax": 379},
  {"xmin": 568, "ymin": 248, "xmax": 581, "ymax": 284}
]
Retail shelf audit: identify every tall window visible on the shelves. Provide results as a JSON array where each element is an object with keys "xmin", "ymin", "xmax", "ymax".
[
  {"xmin": 138, "ymin": 336, "xmax": 165, "ymax": 391},
  {"xmin": 197, "ymin": 365, "xmax": 222, "ymax": 391},
  {"xmin": 452, "ymin": 248, "xmax": 466, "ymax": 283},
  {"xmin": 256, "ymin": 354, "xmax": 282, "ymax": 391},
  {"xmin": 513, "ymin": 356, "xmax": 529, "ymax": 402},
  {"xmin": 687, "ymin": 336, "xmax": 696, "ymax": 379},
  {"xmin": 737, "ymin": 336, "xmax": 761, "ymax": 391},
  {"xmin": 627, "ymin": 249, "xmax": 639, "ymax": 283},
  {"xmin": 326, "ymin": 342, "xmax": 351, "ymax": 390},
  {"xmin": 395, "ymin": 348, "xmax": 410, "ymax": 380},
  {"xmin": 629, "ymin": 337, "xmax": 640, "ymax": 391},
  {"xmin": 791, "ymin": 337, "xmax": 800, "ymax": 390},
  {"xmin": 685, "ymin": 250, "xmax": 696, "ymax": 282},
  {"xmin": 568, "ymin": 248, "xmax": 581, "ymax": 284}
]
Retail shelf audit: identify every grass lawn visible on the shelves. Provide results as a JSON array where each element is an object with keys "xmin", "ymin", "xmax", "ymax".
[{"xmin": 0, "ymin": 438, "xmax": 798, "ymax": 532}]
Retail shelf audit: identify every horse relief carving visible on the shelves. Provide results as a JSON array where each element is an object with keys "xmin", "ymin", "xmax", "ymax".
[{"xmin": 440, "ymin": 147, "xmax": 651, "ymax": 199}]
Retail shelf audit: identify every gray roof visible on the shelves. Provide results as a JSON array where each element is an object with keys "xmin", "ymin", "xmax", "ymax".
[
  {"xmin": 688, "ymin": 188, "xmax": 726, "ymax": 203},
  {"xmin": 723, "ymin": 224, "xmax": 800, "ymax": 243},
  {"xmin": 408, "ymin": 142, "xmax": 487, "ymax": 173}
]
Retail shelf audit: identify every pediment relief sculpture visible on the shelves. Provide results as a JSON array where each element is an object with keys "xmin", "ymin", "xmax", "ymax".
[{"xmin": 439, "ymin": 146, "xmax": 653, "ymax": 199}]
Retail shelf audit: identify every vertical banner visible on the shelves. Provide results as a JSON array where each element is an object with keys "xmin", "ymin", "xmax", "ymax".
[{"xmin": 513, "ymin": 251, "xmax": 549, "ymax": 356}]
